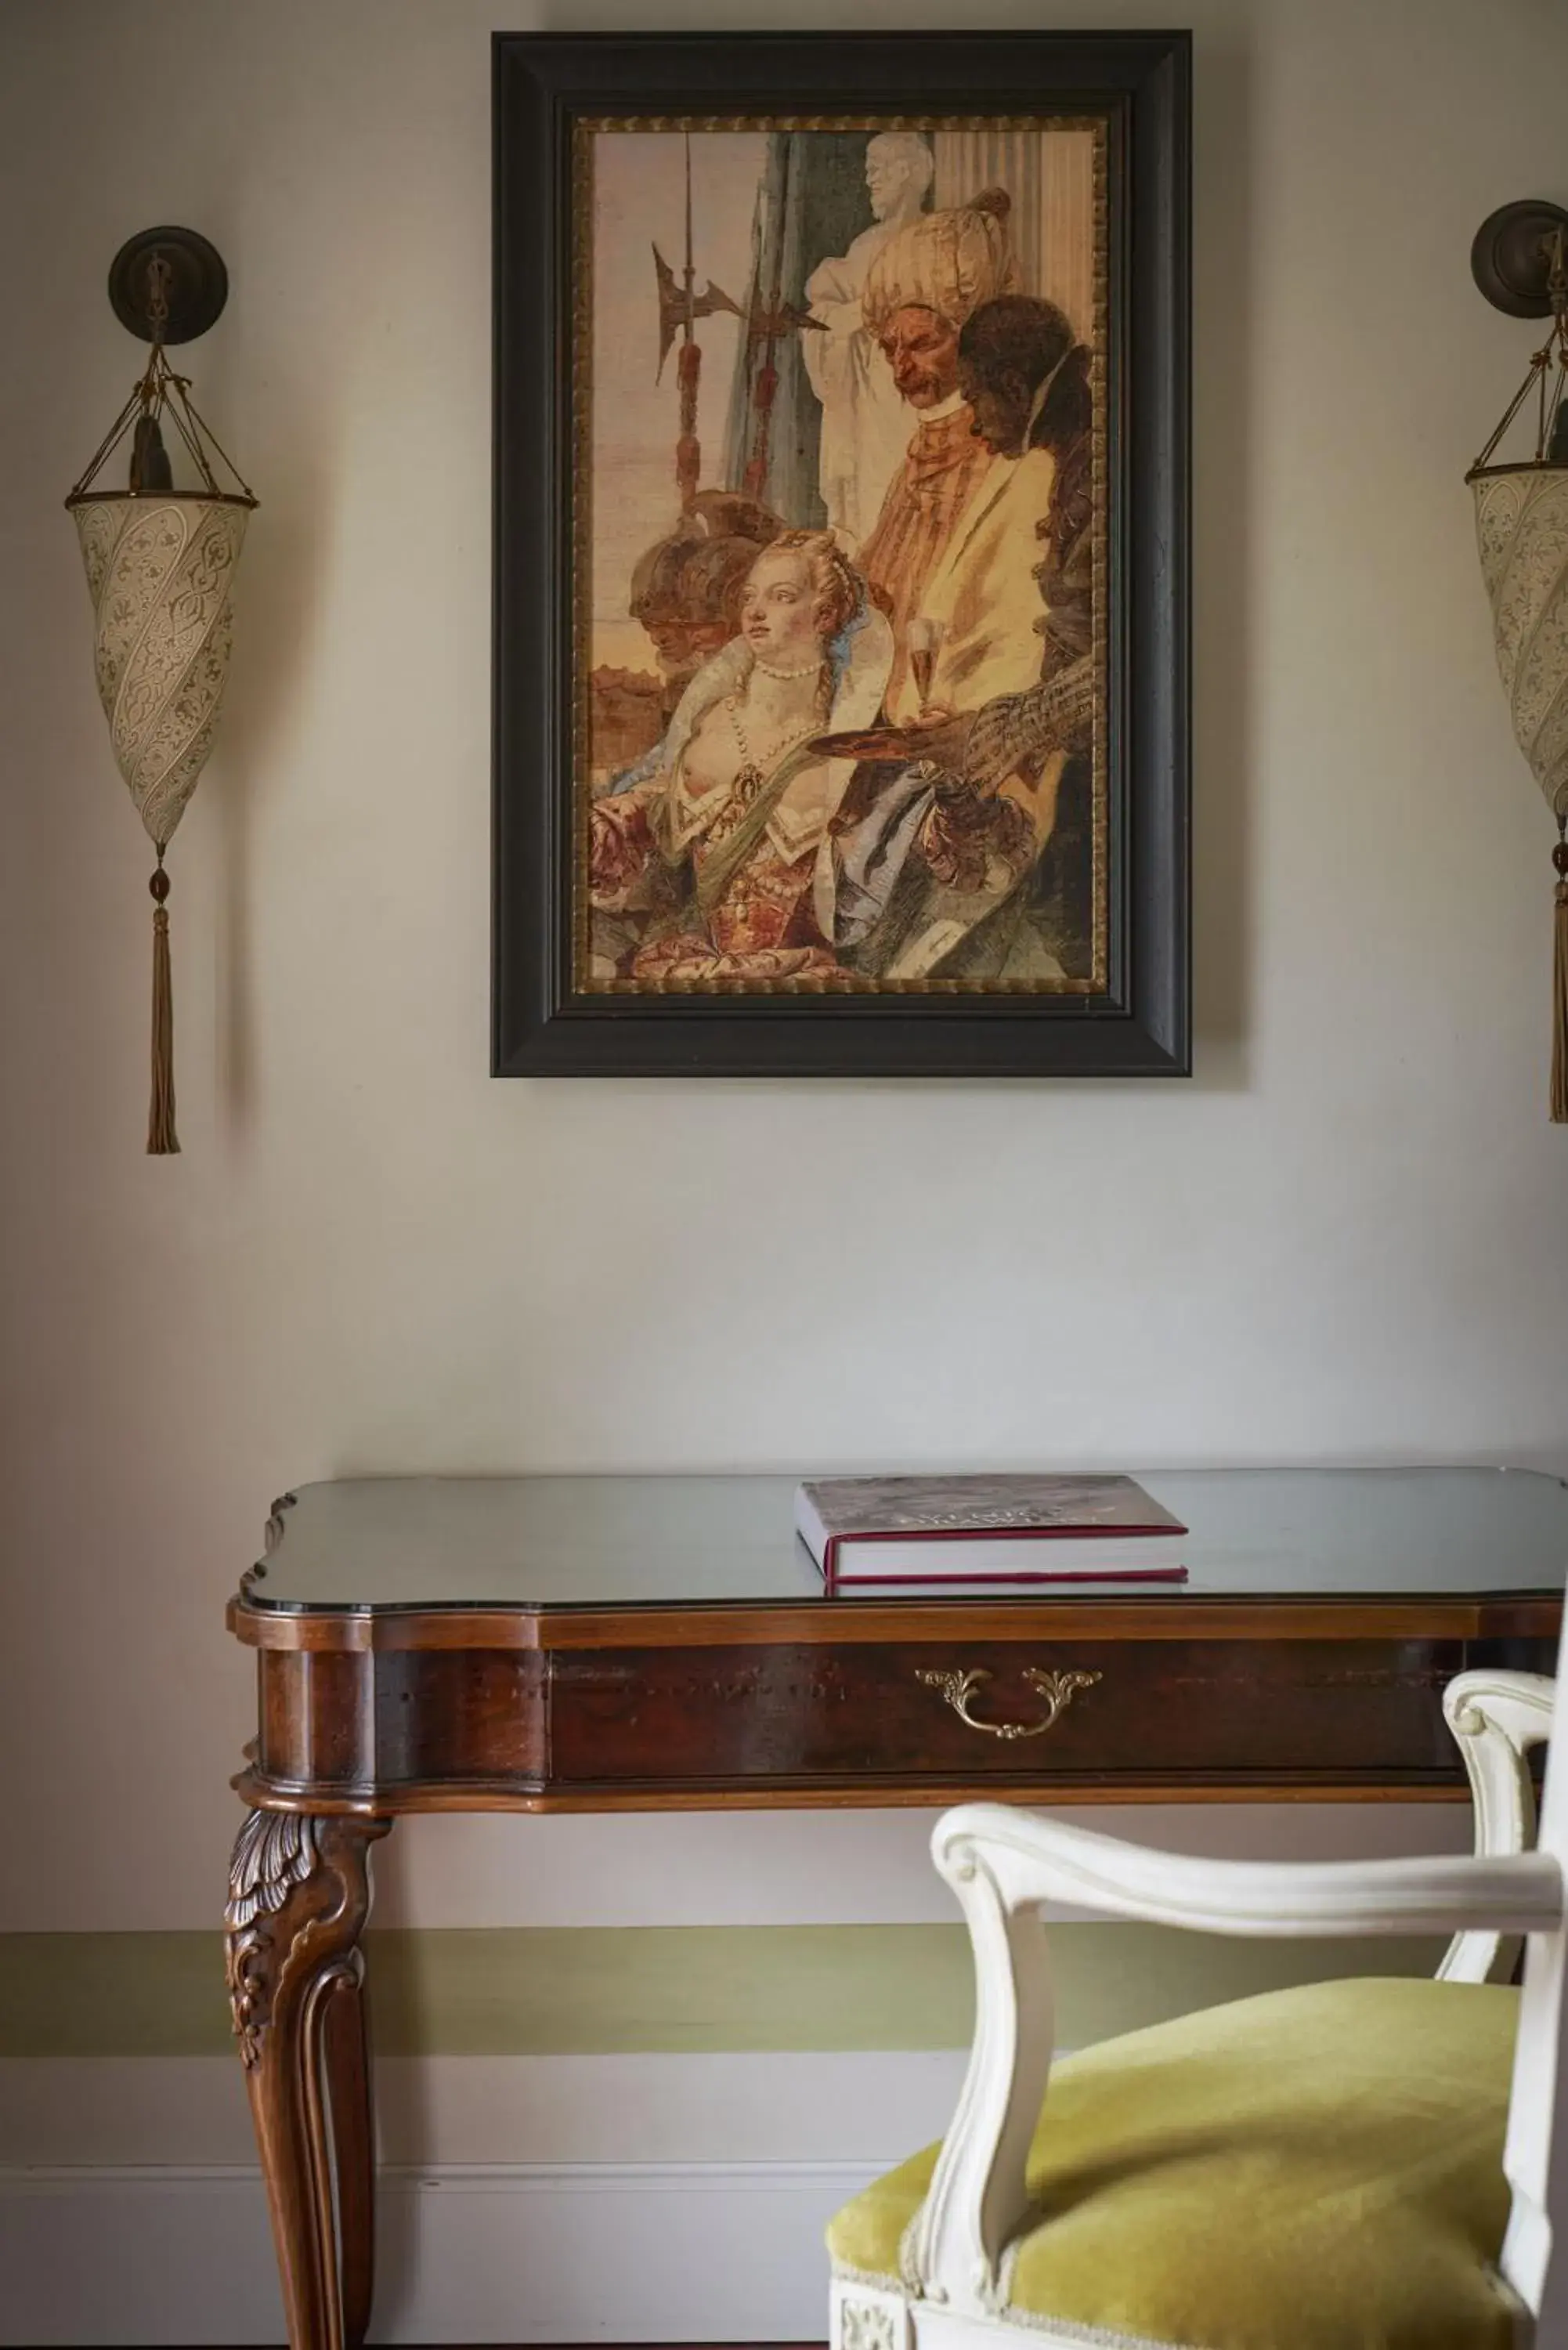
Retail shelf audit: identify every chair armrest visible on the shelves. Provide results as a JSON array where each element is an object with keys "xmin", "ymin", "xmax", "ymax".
[
  {"xmin": 906, "ymin": 1804, "xmax": 1563, "ymax": 2318},
  {"xmin": 933, "ymin": 1805, "xmax": 1561, "ymax": 1938},
  {"xmin": 1440, "ymin": 1669, "xmax": 1555, "ymax": 1983}
]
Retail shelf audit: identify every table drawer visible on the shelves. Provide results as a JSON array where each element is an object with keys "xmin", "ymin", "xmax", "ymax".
[{"xmin": 547, "ymin": 1636, "xmax": 1469, "ymax": 1790}]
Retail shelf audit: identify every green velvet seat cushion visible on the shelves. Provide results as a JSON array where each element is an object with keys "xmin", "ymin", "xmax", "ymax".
[{"xmin": 828, "ymin": 1976, "xmax": 1521, "ymax": 2350}]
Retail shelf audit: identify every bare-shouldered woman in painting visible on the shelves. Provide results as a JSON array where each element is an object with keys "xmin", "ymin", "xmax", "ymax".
[{"xmin": 589, "ymin": 530, "xmax": 893, "ymax": 982}]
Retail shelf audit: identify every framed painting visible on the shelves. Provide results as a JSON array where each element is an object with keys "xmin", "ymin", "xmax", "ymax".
[{"xmin": 493, "ymin": 31, "xmax": 1189, "ymax": 1076}]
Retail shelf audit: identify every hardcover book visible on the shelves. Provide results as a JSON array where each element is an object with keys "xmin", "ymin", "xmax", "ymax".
[{"xmin": 795, "ymin": 1473, "xmax": 1189, "ymax": 1589}]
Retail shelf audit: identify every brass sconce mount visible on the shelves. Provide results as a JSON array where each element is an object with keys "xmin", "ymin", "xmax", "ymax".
[
  {"xmin": 107, "ymin": 223, "xmax": 229, "ymax": 347},
  {"xmin": 1471, "ymin": 199, "xmax": 1568, "ymax": 321}
]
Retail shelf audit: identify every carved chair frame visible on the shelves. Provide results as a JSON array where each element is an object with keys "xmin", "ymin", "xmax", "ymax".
[{"xmin": 830, "ymin": 1668, "xmax": 1565, "ymax": 2350}]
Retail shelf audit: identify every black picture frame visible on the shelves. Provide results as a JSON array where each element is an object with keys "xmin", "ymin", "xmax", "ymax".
[{"xmin": 493, "ymin": 30, "xmax": 1190, "ymax": 1078}]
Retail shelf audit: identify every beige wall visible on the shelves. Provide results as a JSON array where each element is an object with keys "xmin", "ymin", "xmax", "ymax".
[{"xmin": 2, "ymin": 0, "xmax": 1566, "ymax": 2194}]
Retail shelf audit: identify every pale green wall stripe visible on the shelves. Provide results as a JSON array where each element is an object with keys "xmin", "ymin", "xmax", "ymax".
[
  {"xmin": 0, "ymin": 1933, "xmax": 230, "ymax": 2061},
  {"xmin": 372, "ymin": 1925, "xmax": 976, "ymax": 2056},
  {"xmin": 0, "ymin": 1925, "xmax": 1447, "ymax": 2061}
]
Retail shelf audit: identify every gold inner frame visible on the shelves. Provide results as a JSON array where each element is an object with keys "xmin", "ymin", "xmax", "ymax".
[{"xmin": 570, "ymin": 114, "xmax": 1111, "ymax": 998}]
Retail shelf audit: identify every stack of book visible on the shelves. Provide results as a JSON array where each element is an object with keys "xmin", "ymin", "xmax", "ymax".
[{"xmin": 794, "ymin": 1473, "xmax": 1189, "ymax": 1593}]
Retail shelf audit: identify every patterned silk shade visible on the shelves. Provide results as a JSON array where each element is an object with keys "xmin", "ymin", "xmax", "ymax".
[
  {"xmin": 70, "ymin": 493, "xmax": 251, "ymax": 852},
  {"xmin": 66, "ymin": 486, "xmax": 252, "ymax": 1154},
  {"xmin": 1465, "ymin": 196, "xmax": 1568, "ymax": 1120},
  {"xmin": 1470, "ymin": 460, "xmax": 1568, "ymax": 1122},
  {"xmin": 1470, "ymin": 465, "xmax": 1568, "ymax": 828}
]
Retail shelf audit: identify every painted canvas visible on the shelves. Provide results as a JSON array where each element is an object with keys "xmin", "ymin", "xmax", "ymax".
[
  {"xmin": 494, "ymin": 34, "xmax": 1190, "ymax": 1077},
  {"xmin": 578, "ymin": 120, "xmax": 1106, "ymax": 995}
]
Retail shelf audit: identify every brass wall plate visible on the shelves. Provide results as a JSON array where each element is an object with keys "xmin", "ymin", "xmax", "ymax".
[
  {"xmin": 1472, "ymin": 199, "xmax": 1568, "ymax": 320},
  {"xmin": 107, "ymin": 225, "xmax": 229, "ymax": 345}
]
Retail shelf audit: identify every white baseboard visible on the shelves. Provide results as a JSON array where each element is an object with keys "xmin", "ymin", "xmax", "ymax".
[{"xmin": 0, "ymin": 2158, "xmax": 883, "ymax": 2344}]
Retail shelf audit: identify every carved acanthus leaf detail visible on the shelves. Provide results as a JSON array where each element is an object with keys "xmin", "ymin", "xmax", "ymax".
[
  {"xmin": 225, "ymin": 1810, "xmax": 320, "ymax": 2068},
  {"xmin": 226, "ymin": 1807, "xmax": 318, "ymax": 1929}
]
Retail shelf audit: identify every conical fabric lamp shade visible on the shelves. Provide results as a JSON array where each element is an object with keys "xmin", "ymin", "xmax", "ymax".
[
  {"xmin": 1472, "ymin": 464, "xmax": 1568, "ymax": 1119},
  {"xmin": 70, "ymin": 494, "xmax": 250, "ymax": 849},
  {"xmin": 70, "ymin": 490, "xmax": 250, "ymax": 1152},
  {"xmin": 1471, "ymin": 468, "xmax": 1568, "ymax": 822}
]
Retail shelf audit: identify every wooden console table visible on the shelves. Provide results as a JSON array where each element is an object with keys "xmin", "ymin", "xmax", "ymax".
[{"xmin": 223, "ymin": 1467, "xmax": 1568, "ymax": 2350}]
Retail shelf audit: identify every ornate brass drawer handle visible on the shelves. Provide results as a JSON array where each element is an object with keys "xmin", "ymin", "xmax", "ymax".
[{"xmin": 918, "ymin": 1665, "xmax": 1102, "ymax": 1741}]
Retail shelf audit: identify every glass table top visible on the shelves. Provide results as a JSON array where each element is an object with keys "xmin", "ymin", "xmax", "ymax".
[{"xmin": 242, "ymin": 1468, "xmax": 1568, "ymax": 1614}]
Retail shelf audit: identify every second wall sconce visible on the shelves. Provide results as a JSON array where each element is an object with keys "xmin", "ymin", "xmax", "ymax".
[
  {"xmin": 65, "ymin": 226, "xmax": 257, "ymax": 1155},
  {"xmin": 1467, "ymin": 199, "xmax": 1568, "ymax": 1122}
]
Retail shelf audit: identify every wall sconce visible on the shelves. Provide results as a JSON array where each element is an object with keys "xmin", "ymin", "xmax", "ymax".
[
  {"xmin": 1467, "ymin": 199, "xmax": 1568, "ymax": 1123},
  {"xmin": 65, "ymin": 227, "xmax": 256, "ymax": 1154}
]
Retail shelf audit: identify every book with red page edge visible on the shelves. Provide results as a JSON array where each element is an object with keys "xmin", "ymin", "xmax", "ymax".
[
  {"xmin": 794, "ymin": 1473, "xmax": 1190, "ymax": 1593},
  {"xmin": 826, "ymin": 1560, "xmax": 1191, "ymax": 1592}
]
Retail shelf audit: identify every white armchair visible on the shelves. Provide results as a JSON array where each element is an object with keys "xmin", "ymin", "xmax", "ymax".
[{"xmin": 829, "ymin": 1668, "xmax": 1563, "ymax": 2350}]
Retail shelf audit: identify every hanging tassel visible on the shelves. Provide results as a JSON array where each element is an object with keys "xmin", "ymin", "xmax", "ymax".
[
  {"xmin": 148, "ymin": 859, "xmax": 179, "ymax": 1155},
  {"xmin": 1552, "ymin": 830, "xmax": 1568, "ymax": 1125}
]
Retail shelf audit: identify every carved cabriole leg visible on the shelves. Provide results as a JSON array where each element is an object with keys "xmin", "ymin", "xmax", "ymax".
[{"xmin": 226, "ymin": 1809, "xmax": 391, "ymax": 2350}]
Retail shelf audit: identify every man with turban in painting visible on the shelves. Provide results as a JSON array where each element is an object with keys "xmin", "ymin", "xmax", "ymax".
[
  {"xmin": 822, "ymin": 292, "xmax": 1097, "ymax": 984},
  {"xmin": 854, "ymin": 188, "xmax": 1017, "ymax": 714}
]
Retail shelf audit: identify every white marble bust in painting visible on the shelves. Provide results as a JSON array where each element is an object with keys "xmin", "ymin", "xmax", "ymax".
[{"xmin": 803, "ymin": 131, "xmax": 935, "ymax": 547}]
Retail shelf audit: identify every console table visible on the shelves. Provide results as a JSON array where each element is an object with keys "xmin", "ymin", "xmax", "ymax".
[{"xmin": 223, "ymin": 1466, "xmax": 1568, "ymax": 2350}]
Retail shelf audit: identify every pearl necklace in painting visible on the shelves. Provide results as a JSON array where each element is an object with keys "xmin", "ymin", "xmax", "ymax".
[{"xmin": 750, "ymin": 654, "xmax": 822, "ymax": 681}]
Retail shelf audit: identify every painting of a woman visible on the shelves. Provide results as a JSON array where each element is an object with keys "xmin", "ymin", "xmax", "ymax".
[{"xmin": 588, "ymin": 530, "xmax": 893, "ymax": 982}]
